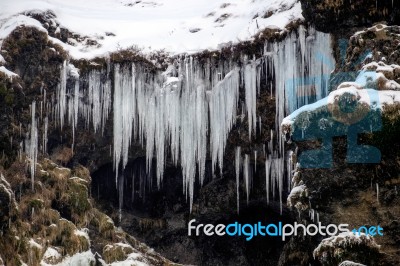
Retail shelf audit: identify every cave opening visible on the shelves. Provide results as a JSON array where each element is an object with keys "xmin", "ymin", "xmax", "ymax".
[{"xmin": 91, "ymin": 157, "xmax": 298, "ymax": 265}]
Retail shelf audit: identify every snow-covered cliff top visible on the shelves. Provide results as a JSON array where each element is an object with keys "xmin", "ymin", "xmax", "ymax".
[{"xmin": 0, "ymin": 0, "xmax": 302, "ymax": 59}]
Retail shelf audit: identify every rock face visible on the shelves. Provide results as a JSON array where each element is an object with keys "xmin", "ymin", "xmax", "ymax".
[
  {"xmin": 282, "ymin": 23, "xmax": 400, "ymax": 266},
  {"xmin": 300, "ymin": 0, "xmax": 400, "ymax": 33},
  {"xmin": 0, "ymin": 158, "xmax": 175, "ymax": 265},
  {"xmin": 0, "ymin": 174, "xmax": 17, "ymax": 228}
]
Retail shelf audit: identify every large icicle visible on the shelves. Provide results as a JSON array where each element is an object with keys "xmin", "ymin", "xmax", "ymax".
[
  {"xmin": 113, "ymin": 64, "xmax": 136, "ymax": 184},
  {"xmin": 27, "ymin": 101, "xmax": 38, "ymax": 191},
  {"xmin": 209, "ymin": 67, "xmax": 240, "ymax": 177},
  {"xmin": 56, "ymin": 61, "xmax": 67, "ymax": 129},
  {"xmin": 243, "ymin": 59, "xmax": 260, "ymax": 139}
]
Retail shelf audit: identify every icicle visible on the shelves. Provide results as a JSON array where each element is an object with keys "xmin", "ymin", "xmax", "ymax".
[
  {"xmin": 254, "ymin": 150, "xmax": 257, "ymax": 172},
  {"xmin": 265, "ymin": 156, "xmax": 271, "ymax": 204},
  {"xmin": 19, "ymin": 142, "xmax": 23, "ymax": 161},
  {"xmin": 209, "ymin": 67, "xmax": 240, "ymax": 178},
  {"xmin": 40, "ymin": 101, "xmax": 43, "ymax": 121},
  {"xmin": 113, "ymin": 64, "xmax": 136, "ymax": 186},
  {"xmin": 118, "ymin": 174, "xmax": 124, "ymax": 223},
  {"xmin": 309, "ymin": 209, "xmax": 314, "ymax": 222},
  {"xmin": 263, "ymin": 26, "xmax": 334, "ymax": 212},
  {"xmin": 244, "ymin": 154, "xmax": 250, "ymax": 204},
  {"xmin": 243, "ymin": 58, "xmax": 259, "ymax": 139},
  {"xmin": 287, "ymin": 151, "xmax": 293, "ymax": 190},
  {"xmin": 43, "ymin": 117, "xmax": 48, "ymax": 154},
  {"xmin": 46, "ymin": 56, "xmax": 258, "ymax": 213},
  {"xmin": 72, "ymin": 79, "xmax": 79, "ymax": 148},
  {"xmin": 57, "ymin": 61, "xmax": 67, "ymax": 129},
  {"xmin": 27, "ymin": 101, "xmax": 38, "ymax": 191},
  {"xmin": 376, "ymin": 183, "xmax": 379, "ymax": 204},
  {"xmin": 265, "ymin": 25, "xmax": 334, "ymax": 143},
  {"xmin": 235, "ymin": 147, "xmax": 241, "ymax": 214}
]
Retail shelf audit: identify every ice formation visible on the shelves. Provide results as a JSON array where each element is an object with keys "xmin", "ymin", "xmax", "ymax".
[
  {"xmin": 243, "ymin": 58, "xmax": 260, "ymax": 139},
  {"xmin": 23, "ymin": 25, "xmax": 333, "ymax": 212}
]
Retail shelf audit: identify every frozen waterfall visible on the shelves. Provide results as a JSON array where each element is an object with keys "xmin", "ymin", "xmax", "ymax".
[{"xmin": 25, "ymin": 25, "xmax": 333, "ymax": 212}]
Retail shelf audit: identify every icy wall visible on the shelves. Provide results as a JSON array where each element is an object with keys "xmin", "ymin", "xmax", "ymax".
[{"xmin": 23, "ymin": 25, "xmax": 334, "ymax": 212}]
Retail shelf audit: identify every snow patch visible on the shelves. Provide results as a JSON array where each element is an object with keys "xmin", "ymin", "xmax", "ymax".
[
  {"xmin": 29, "ymin": 239, "xmax": 42, "ymax": 249},
  {"xmin": 41, "ymin": 247, "xmax": 61, "ymax": 265},
  {"xmin": 0, "ymin": 66, "xmax": 18, "ymax": 79},
  {"xmin": 287, "ymin": 184, "xmax": 307, "ymax": 208},
  {"xmin": 44, "ymin": 251, "xmax": 96, "ymax": 266}
]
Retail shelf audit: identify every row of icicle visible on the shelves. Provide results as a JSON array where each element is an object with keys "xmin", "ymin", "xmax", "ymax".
[{"xmin": 23, "ymin": 25, "xmax": 334, "ymax": 214}]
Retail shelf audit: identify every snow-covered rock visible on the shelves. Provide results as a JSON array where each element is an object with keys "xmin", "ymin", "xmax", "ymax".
[
  {"xmin": 287, "ymin": 184, "xmax": 308, "ymax": 210},
  {"xmin": 339, "ymin": 261, "xmax": 367, "ymax": 266},
  {"xmin": 313, "ymin": 232, "xmax": 380, "ymax": 264},
  {"xmin": 0, "ymin": 0, "xmax": 303, "ymax": 58}
]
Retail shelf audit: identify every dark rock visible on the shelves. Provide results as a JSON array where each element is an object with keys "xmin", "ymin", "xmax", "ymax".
[{"xmin": 300, "ymin": 0, "xmax": 400, "ymax": 33}]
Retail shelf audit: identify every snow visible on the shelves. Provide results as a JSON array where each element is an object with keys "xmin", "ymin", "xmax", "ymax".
[
  {"xmin": 0, "ymin": 55, "xmax": 5, "ymax": 64},
  {"xmin": 0, "ymin": 14, "xmax": 47, "ymax": 49},
  {"xmin": 0, "ymin": 0, "xmax": 303, "ymax": 58},
  {"xmin": 287, "ymin": 184, "xmax": 306, "ymax": 208},
  {"xmin": 41, "ymin": 247, "xmax": 61, "ymax": 264},
  {"xmin": 109, "ymin": 252, "xmax": 149, "ymax": 266},
  {"xmin": 0, "ymin": 66, "xmax": 18, "ymax": 79},
  {"xmin": 74, "ymin": 228, "xmax": 90, "ymax": 242},
  {"xmin": 29, "ymin": 238, "xmax": 42, "ymax": 249},
  {"xmin": 103, "ymin": 243, "xmax": 150, "ymax": 266},
  {"xmin": 70, "ymin": 177, "xmax": 88, "ymax": 183},
  {"xmin": 43, "ymin": 251, "xmax": 96, "ymax": 266}
]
